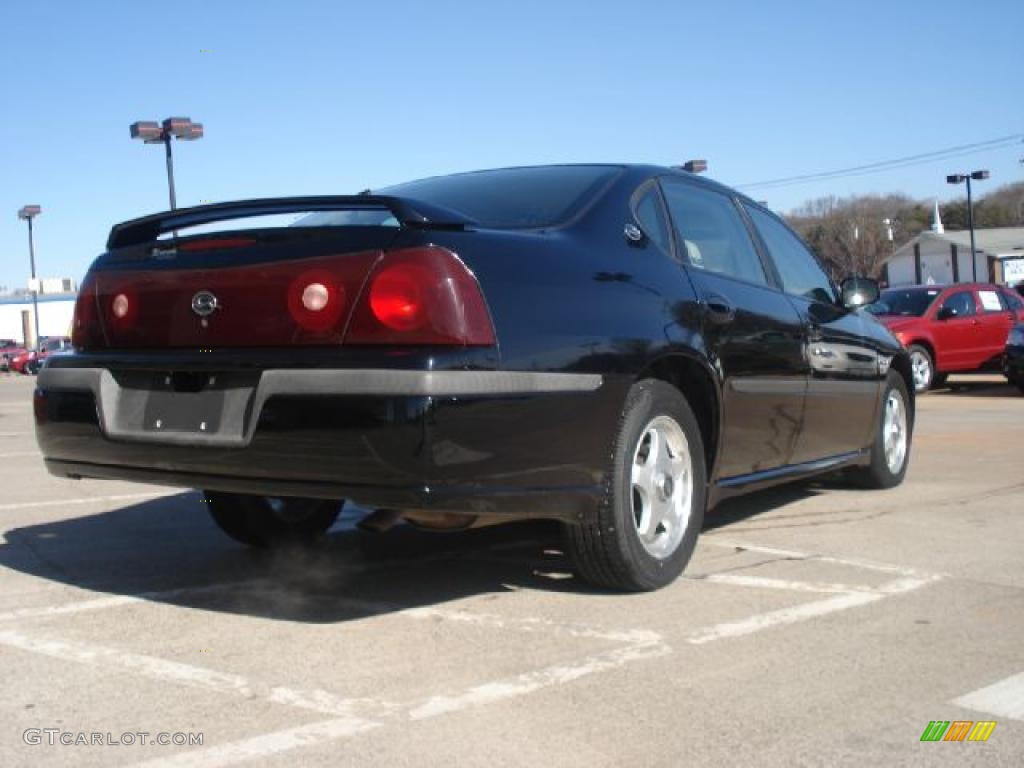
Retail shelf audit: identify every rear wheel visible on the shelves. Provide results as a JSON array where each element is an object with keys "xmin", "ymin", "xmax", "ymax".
[
  {"xmin": 907, "ymin": 345, "xmax": 933, "ymax": 393},
  {"xmin": 564, "ymin": 380, "xmax": 706, "ymax": 592},
  {"xmin": 848, "ymin": 371, "xmax": 912, "ymax": 489},
  {"xmin": 203, "ymin": 492, "xmax": 341, "ymax": 547}
]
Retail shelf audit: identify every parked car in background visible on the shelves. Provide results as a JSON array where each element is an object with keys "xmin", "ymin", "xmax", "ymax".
[
  {"xmin": 867, "ymin": 283, "xmax": 1024, "ymax": 393},
  {"xmin": 35, "ymin": 164, "xmax": 914, "ymax": 591},
  {"xmin": 1, "ymin": 339, "xmax": 27, "ymax": 372},
  {"xmin": 9, "ymin": 336, "xmax": 72, "ymax": 374},
  {"xmin": 1005, "ymin": 324, "xmax": 1024, "ymax": 394}
]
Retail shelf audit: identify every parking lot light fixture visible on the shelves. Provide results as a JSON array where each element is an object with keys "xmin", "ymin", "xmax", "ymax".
[
  {"xmin": 17, "ymin": 205, "xmax": 43, "ymax": 347},
  {"xmin": 130, "ymin": 117, "xmax": 204, "ymax": 210},
  {"xmin": 946, "ymin": 169, "xmax": 990, "ymax": 281}
]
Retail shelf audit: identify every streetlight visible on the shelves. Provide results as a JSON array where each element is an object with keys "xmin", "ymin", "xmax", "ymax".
[
  {"xmin": 17, "ymin": 205, "xmax": 42, "ymax": 348},
  {"xmin": 946, "ymin": 169, "xmax": 989, "ymax": 281},
  {"xmin": 129, "ymin": 117, "xmax": 204, "ymax": 210}
]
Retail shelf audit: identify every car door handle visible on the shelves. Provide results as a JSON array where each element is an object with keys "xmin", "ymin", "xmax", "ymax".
[{"xmin": 703, "ymin": 294, "xmax": 735, "ymax": 325}]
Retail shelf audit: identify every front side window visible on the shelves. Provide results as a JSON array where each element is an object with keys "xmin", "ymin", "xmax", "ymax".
[
  {"xmin": 939, "ymin": 291, "xmax": 977, "ymax": 318},
  {"xmin": 659, "ymin": 180, "xmax": 767, "ymax": 285},
  {"xmin": 744, "ymin": 204, "xmax": 835, "ymax": 304}
]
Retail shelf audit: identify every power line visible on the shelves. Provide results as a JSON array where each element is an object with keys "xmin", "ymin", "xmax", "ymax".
[{"xmin": 736, "ymin": 134, "xmax": 1024, "ymax": 191}]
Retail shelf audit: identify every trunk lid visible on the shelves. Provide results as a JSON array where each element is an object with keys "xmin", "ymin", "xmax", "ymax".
[{"xmin": 79, "ymin": 196, "xmax": 474, "ymax": 349}]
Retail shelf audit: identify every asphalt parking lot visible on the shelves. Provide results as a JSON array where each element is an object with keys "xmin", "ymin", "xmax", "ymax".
[{"xmin": 0, "ymin": 372, "xmax": 1021, "ymax": 767}]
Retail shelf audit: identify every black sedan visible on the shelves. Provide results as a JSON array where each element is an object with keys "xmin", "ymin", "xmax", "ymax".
[
  {"xmin": 34, "ymin": 164, "xmax": 913, "ymax": 591},
  {"xmin": 1006, "ymin": 323, "xmax": 1024, "ymax": 393}
]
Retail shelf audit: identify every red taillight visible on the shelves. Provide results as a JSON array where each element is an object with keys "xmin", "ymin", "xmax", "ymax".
[
  {"xmin": 71, "ymin": 273, "xmax": 103, "ymax": 348},
  {"xmin": 346, "ymin": 247, "xmax": 495, "ymax": 346},
  {"xmin": 369, "ymin": 263, "xmax": 430, "ymax": 332}
]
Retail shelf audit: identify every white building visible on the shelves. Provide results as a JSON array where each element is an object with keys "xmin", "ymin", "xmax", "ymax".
[
  {"xmin": 0, "ymin": 294, "xmax": 76, "ymax": 346},
  {"xmin": 884, "ymin": 226, "xmax": 1024, "ymax": 287}
]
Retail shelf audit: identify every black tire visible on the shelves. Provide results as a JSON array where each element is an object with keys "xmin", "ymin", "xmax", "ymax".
[
  {"xmin": 848, "ymin": 371, "xmax": 912, "ymax": 489},
  {"xmin": 930, "ymin": 372, "xmax": 948, "ymax": 389},
  {"xmin": 203, "ymin": 491, "xmax": 341, "ymax": 547},
  {"xmin": 907, "ymin": 344, "xmax": 933, "ymax": 394},
  {"xmin": 564, "ymin": 379, "xmax": 707, "ymax": 592}
]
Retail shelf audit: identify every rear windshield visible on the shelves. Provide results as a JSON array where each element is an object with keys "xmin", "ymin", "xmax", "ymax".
[
  {"xmin": 867, "ymin": 288, "xmax": 942, "ymax": 317},
  {"xmin": 377, "ymin": 165, "xmax": 622, "ymax": 229}
]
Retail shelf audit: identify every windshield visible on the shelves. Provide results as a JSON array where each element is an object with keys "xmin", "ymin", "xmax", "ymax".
[{"xmin": 867, "ymin": 288, "xmax": 942, "ymax": 317}]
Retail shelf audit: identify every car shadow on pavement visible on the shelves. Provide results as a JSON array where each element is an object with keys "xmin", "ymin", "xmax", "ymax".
[
  {"xmin": 930, "ymin": 377, "xmax": 1019, "ymax": 398},
  {"xmin": 0, "ymin": 476, "xmax": 845, "ymax": 620},
  {"xmin": 0, "ymin": 491, "xmax": 621, "ymax": 624},
  {"xmin": 704, "ymin": 482, "xmax": 825, "ymax": 532}
]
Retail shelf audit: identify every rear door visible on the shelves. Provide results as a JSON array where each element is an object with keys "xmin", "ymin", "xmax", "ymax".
[
  {"xmin": 930, "ymin": 289, "xmax": 981, "ymax": 370},
  {"xmin": 742, "ymin": 203, "xmax": 881, "ymax": 462},
  {"xmin": 659, "ymin": 177, "xmax": 806, "ymax": 479}
]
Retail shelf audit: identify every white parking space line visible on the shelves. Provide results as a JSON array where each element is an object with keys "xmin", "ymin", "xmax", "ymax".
[
  {"xmin": 406, "ymin": 637, "xmax": 670, "ymax": 720},
  {"xmin": 704, "ymin": 537, "xmax": 931, "ymax": 577},
  {"xmin": 700, "ymin": 573, "xmax": 869, "ymax": 594},
  {"xmin": 0, "ymin": 628, "xmax": 389, "ymax": 718},
  {"xmin": 952, "ymin": 672, "xmax": 1024, "ymax": 721},
  {"xmin": 0, "ymin": 579, "xmax": 272, "ymax": 623},
  {"xmin": 0, "ymin": 538, "xmax": 943, "ymax": 767},
  {"xmin": 0, "ymin": 431, "xmax": 29, "ymax": 437},
  {"xmin": 0, "ymin": 580, "xmax": 668, "ymax": 768},
  {"xmin": 0, "ymin": 490, "xmax": 178, "ymax": 512},
  {"xmin": 688, "ymin": 541, "xmax": 941, "ymax": 645},
  {"xmin": 687, "ymin": 590, "xmax": 886, "ymax": 645}
]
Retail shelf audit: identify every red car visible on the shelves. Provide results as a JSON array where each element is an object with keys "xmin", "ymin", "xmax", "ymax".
[
  {"xmin": 1, "ymin": 339, "xmax": 28, "ymax": 372},
  {"xmin": 8, "ymin": 337, "xmax": 72, "ymax": 374},
  {"xmin": 867, "ymin": 283, "xmax": 1024, "ymax": 392}
]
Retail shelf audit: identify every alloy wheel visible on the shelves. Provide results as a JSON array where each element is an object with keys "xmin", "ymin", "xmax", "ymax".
[{"xmin": 630, "ymin": 415, "xmax": 694, "ymax": 559}]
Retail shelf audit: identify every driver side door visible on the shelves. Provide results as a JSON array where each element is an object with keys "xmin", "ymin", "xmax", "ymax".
[{"xmin": 930, "ymin": 289, "xmax": 980, "ymax": 370}]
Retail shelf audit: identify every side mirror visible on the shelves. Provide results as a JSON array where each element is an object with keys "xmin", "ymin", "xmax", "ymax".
[
  {"xmin": 936, "ymin": 307, "xmax": 955, "ymax": 321},
  {"xmin": 839, "ymin": 276, "xmax": 880, "ymax": 309}
]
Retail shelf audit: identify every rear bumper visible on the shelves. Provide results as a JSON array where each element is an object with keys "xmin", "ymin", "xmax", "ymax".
[{"xmin": 35, "ymin": 363, "xmax": 622, "ymax": 522}]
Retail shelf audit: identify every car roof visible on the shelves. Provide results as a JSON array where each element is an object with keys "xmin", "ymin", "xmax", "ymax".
[{"xmin": 384, "ymin": 163, "xmax": 758, "ymax": 206}]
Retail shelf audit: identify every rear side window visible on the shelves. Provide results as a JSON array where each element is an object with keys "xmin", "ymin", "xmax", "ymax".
[
  {"xmin": 940, "ymin": 290, "xmax": 977, "ymax": 318},
  {"xmin": 633, "ymin": 187, "xmax": 672, "ymax": 254},
  {"xmin": 379, "ymin": 165, "xmax": 622, "ymax": 229},
  {"xmin": 745, "ymin": 204, "xmax": 836, "ymax": 304},
  {"xmin": 660, "ymin": 179, "xmax": 767, "ymax": 286},
  {"xmin": 978, "ymin": 289, "xmax": 1006, "ymax": 313}
]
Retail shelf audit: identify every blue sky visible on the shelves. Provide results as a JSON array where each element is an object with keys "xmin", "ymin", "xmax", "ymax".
[{"xmin": 1, "ymin": 0, "xmax": 1021, "ymax": 288}]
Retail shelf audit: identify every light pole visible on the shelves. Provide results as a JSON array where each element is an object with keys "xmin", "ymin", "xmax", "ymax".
[
  {"xmin": 129, "ymin": 117, "xmax": 204, "ymax": 210},
  {"xmin": 17, "ymin": 205, "xmax": 42, "ymax": 347},
  {"xmin": 946, "ymin": 170, "xmax": 989, "ymax": 281}
]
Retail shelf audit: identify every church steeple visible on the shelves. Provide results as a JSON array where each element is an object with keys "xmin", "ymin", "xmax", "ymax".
[{"xmin": 931, "ymin": 200, "xmax": 944, "ymax": 234}]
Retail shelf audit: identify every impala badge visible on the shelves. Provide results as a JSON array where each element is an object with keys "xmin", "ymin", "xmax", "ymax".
[{"xmin": 191, "ymin": 291, "xmax": 220, "ymax": 317}]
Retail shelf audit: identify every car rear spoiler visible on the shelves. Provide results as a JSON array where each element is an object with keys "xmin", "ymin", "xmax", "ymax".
[{"xmin": 106, "ymin": 195, "xmax": 478, "ymax": 249}]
